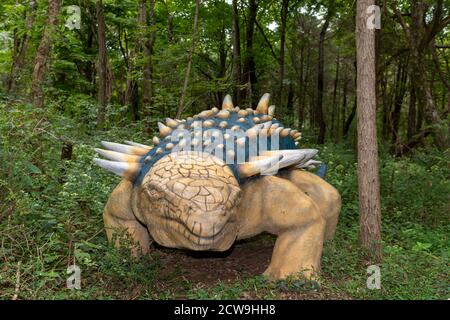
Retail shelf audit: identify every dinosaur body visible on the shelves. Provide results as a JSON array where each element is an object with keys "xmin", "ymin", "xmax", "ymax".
[{"xmin": 95, "ymin": 94, "xmax": 341, "ymax": 279}]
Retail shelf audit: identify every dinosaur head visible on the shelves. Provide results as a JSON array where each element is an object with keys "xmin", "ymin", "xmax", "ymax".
[{"xmin": 132, "ymin": 151, "xmax": 241, "ymax": 251}]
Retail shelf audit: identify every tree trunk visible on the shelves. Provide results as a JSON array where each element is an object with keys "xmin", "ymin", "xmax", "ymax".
[
  {"xmin": 231, "ymin": 0, "xmax": 242, "ymax": 105},
  {"xmin": 140, "ymin": 0, "xmax": 155, "ymax": 115},
  {"xmin": 331, "ymin": 56, "xmax": 340, "ymax": 139},
  {"xmin": 356, "ymin": 0, "xmax": 382, "ymax": 261},
  {"xmin": 277, "ymin": 0, "xmax": 289, "ymax": 109},
  {"xmin": 96, "ymin": 0, "xmax": 108, "ymax": 129},
  {"xmin": 340, "ymin": 77, "xmax": 349, "ymax": 140},
  {"xmin": 393, "ymin": 0, "xmax": 449, "ymax": 150},
  {"xmin": 316, "ymin": 17, "xmax": 330, "ymax": 144},
  {"xmin": 407, "ymin": 82, "xmax": 417, "ymax": 140},
  {"xmin": 391, "ymin": 59, "xmax": 408, "ymax": 145},
  {"xmin": 176, "ymin": 0, "xmax": 201, "ymax": 119},
  {"xmin": 296, "ymin": 42, "xmax": 305, "ymax": 128},
  {"xmin": 30, "ymin": 0, "xmax": 61, "ymax": 108},
  {"xmin": 7, "ymin": 0, "xmax": 37, "ymax": 93},
  {"xmin": 243, "ymin": 0, "xmax": 258, "ymax": 106}
]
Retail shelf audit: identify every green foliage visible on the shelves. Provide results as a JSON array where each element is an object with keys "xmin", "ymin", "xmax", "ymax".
[
  {"xmin": 0, "ymin": 0, "xmax": 449, "ymax": 300},
  {"xmin": 0, "ymin": 103, "xmax": 448, "ymax": 299}
]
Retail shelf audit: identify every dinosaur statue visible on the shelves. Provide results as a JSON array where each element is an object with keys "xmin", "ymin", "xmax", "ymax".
[{"xmin": 93, "ymin": 93, "xmax": 341, "ymax": 280}]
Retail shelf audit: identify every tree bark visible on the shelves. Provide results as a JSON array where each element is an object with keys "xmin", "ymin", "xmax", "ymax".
[
  {"xmin": 176, "ymin": 0, "xmax": 201, "ymax": 119},
  {"xmin": 139, "ymin": 0, "xmax": 155, "ymax": 114},
  {"xmin": 277, "ymin": 0, "xmax": 289, "ymax": 109},
  {"xmin": 316, "ymin": 17, "xmax": 330, "ymax": 144},
  {"xmin": 30, "ymin": 0, "xmax": 61, "ymax": 108},
  {"xmin": 391, "ymin": 59, "xmax": 408, "ymax": 145},
  {"xmin": 356, "ymin": 0, "xmax": 382, "ymax": 261},
  {"xmin": 96, "ymin": 0, "xmax": 108, "ymax": 129},
  {"xmin": 243, "ymin": 0, "xmax": 258, "ymax": 106},
  {"xmin": 407, "ymin": 81, "xmax": 417, "ymax": 141},
  {"xmin": 331, "ymin": 56, "xmax": 340, "ymax": 140},
  {"xmin": 231, "ymin": 0, "xmax": 242, "ymax": 105},
  {"xmin": 340, "ymin": 77, "xmax": 349, "ymax": 140}
]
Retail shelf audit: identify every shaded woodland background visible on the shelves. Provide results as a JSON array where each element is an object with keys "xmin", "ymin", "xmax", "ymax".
[{"xmin": 0, "ymin": 0, "xmax": 448, "ymax": 299}]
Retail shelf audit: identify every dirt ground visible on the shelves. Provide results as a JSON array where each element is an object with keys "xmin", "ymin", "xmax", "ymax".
[{"xmin": 149, "ymin": 233, "xmax": 349, "ymax": 300}]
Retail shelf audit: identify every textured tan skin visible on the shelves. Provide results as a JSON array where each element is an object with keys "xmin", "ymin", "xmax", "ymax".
[{"xmin": 103, "ymin": 152, "xmax": 341, "ymax": 280}]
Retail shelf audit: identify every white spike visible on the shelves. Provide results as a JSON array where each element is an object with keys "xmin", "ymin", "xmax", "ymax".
[
  {"xmin": 93, "ymin": 158, "xmax": 141, "ymax": 180},
  {"xmin": 238, "ymin": 155, "xmax": 282, "ymax": 178},
  {"xmin": 261, "ymin": 149, "xmax": 318, "ymax": 169},
  {"xmin": 165, "ymin": 117, "xmax": 178, "ymax": 128},
  {"xmin": 95, "ymin": 148, "xmax": 141, "ymax": 163},
  {"xmin": 295, "ymin": 159, "xmax": 322, "ymax": 169},
  {"xmin": 158, "ymin": 122, "xmax": 172, "ymax": 138},
  {"xmin": 152, "ymin": 136, "xmax": 160, "ymax": 145},
  {"xmin": 268, "ymin": 105, "xmax": 276, "ymax": 117},
  {"xmin": 222, "ymin": 94, "xmax": 234, "ymax": 110},
  {"xmin": 256, "ymin": 93, "xmax": 270, "ymax": 114},
  {"xmin": 101, "ymin": 141, "xmax": 148, "ymax": 156},
  {"xmin": 124, "ymin": 140, "xmax": 152, "ymax": 150}
]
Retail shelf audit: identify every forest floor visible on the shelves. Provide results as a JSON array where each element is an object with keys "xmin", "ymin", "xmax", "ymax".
[{"xmin": 0, "ymin": 102, "xmax": 449, "ymax": 300}]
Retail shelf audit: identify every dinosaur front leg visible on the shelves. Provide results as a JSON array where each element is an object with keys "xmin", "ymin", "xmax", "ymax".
[
  {"xmin": 103, "ymin": 180, "xmax": 151, "ymax": 256},
  {"xmin": 238, "ymin": 176, "xmax": 326, "ymax": 280}
]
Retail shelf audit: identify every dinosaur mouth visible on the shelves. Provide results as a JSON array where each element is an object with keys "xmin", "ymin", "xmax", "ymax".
[
  {"xmin": 150, "ymin": 211, "xmax": 237, "ymax": 250},
  {"xmin": 167, "ymin": 215, "xmax": 235, "ymax": 245}
]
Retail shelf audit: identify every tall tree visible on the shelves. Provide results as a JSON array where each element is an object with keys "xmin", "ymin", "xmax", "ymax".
[
  {"xmin": 316, "ymin": 15, "xmax": 330, "ymax": 144},
  {"xmin": 30, "ymin": 0, "xmax": 61, "ymax": 108},
  {"xmin": 330, "ymin": 55, "xmax": 340, "ymax": 139},
  {"xmin": 393, "ymin": 0, "xmax": 450, "ymax": 150},
  {"xmin": 243, "ymin": 0, "xmax": 258, "ymax": 106},
  {"xmin": 231, "ymin": 0, "xmax": 242, "ymax": 105},
  {"xmin": 141, "ymin": 0, "xmax": 156, "ymax": 113},
  {"xmin": 96, "ymin": 0, "xmax": 108, "ymax": 129},
  {"xmin": 176, "ymin": 0, "xmax": 201, "ymax": 118},
  {"xmin": 7, "ymin": 0, "xmax": 37, "ymax": 93},
  {"xmin": 356, "ymin": 0, "xmax": 382, "ymax": 260},
  {"xmin": 277, "ymin": 0, "xmax": 290, "ymax": 109}
]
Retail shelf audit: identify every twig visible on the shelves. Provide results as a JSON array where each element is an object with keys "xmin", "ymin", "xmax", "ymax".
[{"xmin": 12, "ymin": 261, "xmax": 21, "ymax": 300}]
